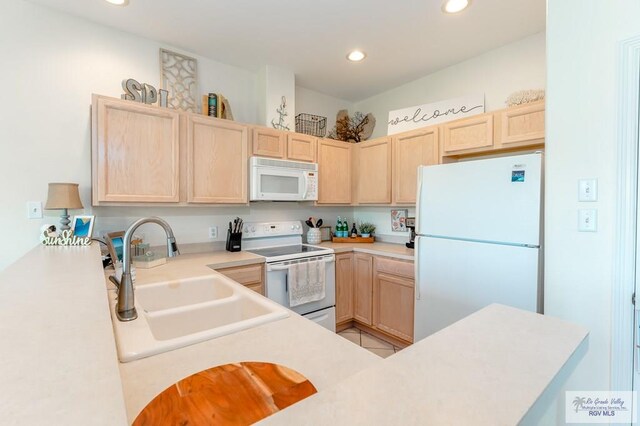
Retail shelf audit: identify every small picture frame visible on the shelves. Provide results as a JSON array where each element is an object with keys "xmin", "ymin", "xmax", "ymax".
[
  {"xmin": 71, "ymin": 215, "xmax": 95, "ymax": 238},
  {"xmin": 319, "ymin": 226, "xmax": 332, "ymax": 242},
  {"xmin": 391, "ymin": 209, "xmax": 408, "ymax": 232},
  {"xmin": 105, "ymin": 231, "xmax": 125, "ymax": 264}
]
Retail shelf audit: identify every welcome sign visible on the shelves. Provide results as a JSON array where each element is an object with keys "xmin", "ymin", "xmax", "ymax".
[{"xmin": 387, "ymin": 94, "xmax": 485, "ymax": 135}]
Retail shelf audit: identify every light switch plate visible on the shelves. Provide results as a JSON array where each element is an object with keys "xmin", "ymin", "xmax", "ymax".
[
  {"xmin": 578, "ymin": 179, "xmax": 597, "ymax": 202},
  {"xmin": 578, "ymin": 209, "xmax": 597, "ymax": 232},
  {"xmin": 27, "ymin": 201, "xmax": 43, "ymax": 219}
]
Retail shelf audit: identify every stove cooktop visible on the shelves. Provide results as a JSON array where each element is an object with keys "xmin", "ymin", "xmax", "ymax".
[{"xmin": 246, "ymin": 244, "xmax": 327, "ymax": 258}]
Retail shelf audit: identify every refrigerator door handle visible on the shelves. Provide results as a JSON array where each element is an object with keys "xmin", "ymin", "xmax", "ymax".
[
  {"xmin": 415, "ymin": 166, "xmax": 424, "ymax": 234},
  {"xmin": 415, "ymin": 236, "xmax": 421, "ymax": 300}
]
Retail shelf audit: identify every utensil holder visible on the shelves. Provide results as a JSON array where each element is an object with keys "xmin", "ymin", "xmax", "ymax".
[
  {"xmin": 307, "ymin": 228, "xmax": 321, "ymax": 244},
  {"xmin": 226, "ymin": 231, "xmax": 242, "ymax": 252}
]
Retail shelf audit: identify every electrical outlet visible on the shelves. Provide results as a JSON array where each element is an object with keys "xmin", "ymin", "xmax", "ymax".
[
  {"xmin": 209, "ymin": 226, "xmax": 218, "ymax": 239},
  {"xmin": 27, "ymin": 201, "xmax": 43, "ymax": 219}
]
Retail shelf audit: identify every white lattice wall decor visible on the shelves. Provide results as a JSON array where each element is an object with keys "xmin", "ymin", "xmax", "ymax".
[{"xmin": 160, "ymin": 49, "xmax": 199, "ymax": 113}]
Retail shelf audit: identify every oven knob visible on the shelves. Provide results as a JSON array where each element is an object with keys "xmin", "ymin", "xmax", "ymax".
[
  {"xmin": 295, "ymin": 224, "xmax": 301, "ymax": 230},
  {"xmin": 250, "ymin": 226, "xmax": 256, "ymax": 232},
  {"xmin": 290, "ymin": 225, "xmax": 295, "ymax": 230}
]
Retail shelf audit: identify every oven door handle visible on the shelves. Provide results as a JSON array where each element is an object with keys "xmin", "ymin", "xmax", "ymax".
[{"xmin": 266, "ymin": 255, "xmax": 335, "ymax": 272}]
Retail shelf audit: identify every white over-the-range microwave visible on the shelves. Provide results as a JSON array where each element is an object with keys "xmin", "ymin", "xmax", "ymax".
[{"xmin": 249, "ymin": 156, "xmax": 318, "ymax": 201}]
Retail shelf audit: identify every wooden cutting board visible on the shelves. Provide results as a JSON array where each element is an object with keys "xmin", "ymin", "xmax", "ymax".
[{"xmin": 133, "ymin": 362, "xmax": 317, "ymax": 425}]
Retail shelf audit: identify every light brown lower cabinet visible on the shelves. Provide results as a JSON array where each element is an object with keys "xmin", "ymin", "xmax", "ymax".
[
  {"xmin": 339, "ymin": 252, "xmax": 415, "ymax": 343},
  {"xmin": 335, "ymin": 253, "xmax": 355, "ymax": 324},
  {"xmin": 213, "ymin": 263, "xmax": 265, "ymax": 295},
  {"xmin": 353, "ymin": 253, "xmax": 374, "ymax": 325},
  {"xmin": 373, "ymin": 268, "xmax": 414, "ymax": 342}
]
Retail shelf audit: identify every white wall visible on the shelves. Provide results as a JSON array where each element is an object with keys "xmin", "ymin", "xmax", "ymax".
[
  {"xmin": 354, "ymin": 32, "xmax": 546, "ymax": 138},
  {"xmin": 540, "ymin": 0, "xmax": 640, "ymax": 423},
  {"xmin": 0, "ymin": 1, "xmax": 348, "ymax": 270},
  {"xmin": 295, "ymin": 86, "xmax": 354, "ymax": 137},
  {"xmin": 258, "ymin": 65, "xmax": 296, "ymax": 130}
]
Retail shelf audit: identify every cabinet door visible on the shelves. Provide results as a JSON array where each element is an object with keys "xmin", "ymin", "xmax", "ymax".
[
  {"xmin": 93, "ymin": 96, "xmax": 180, "ymax": 203},
  {"xmin": 497, "ymin": 102, "xmax": 545, "ymax": 146},
  {"xmin": 287, "ymin": 133, "xmax": 317, "ymax": 162},
  {"xmin": 356, "ymin": 137, "xmax": 392, "ymax": 204},
  {"xmin": 353, "ymin": 253, "xmax": 373, "ymax": 325},
  {"xmin": 393, "ymin": 127, "xmax": 439, "ymax": 204},
  {"xmin": 442, "ymin": 114, "xmax": 493, "ymax": 154},
  {"xmin": 373, "ymin": 272, "xmax": 414, "ymax": 342},
  {"xmin": 186, "ymin": 115, "xmax": 248, "ymax": 203},
  {"xmin": 335, "ymin": 253, "xmax": 354, "ymax": 324},
  {"xmin": 252, "ymin": 127, "xmax": 286, "ymax": 158},
  {"xmin": 317, "ymin": 139, "xmax": 352, "ymax": 204}
]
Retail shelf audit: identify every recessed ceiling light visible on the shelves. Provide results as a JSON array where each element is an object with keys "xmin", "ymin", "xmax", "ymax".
[
  {"xmin": 347, "ymin": 50, "xmax": 366, "ymax": 62},
  {"xmin": 105, "ymin": 0, "xmax": 129, "ymax": 6},
  {"xmin": 442, "ymin": 0, "xmax": 470, "ymax": 14}
]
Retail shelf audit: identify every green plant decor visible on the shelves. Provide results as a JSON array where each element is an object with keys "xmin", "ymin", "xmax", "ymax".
[{"xmin": 358, "ymin": 222, "xmax": 376, "ymax": 235}]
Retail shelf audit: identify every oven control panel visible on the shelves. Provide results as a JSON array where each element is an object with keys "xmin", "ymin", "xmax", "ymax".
[{"xmin": 242, "ymin": 221, "xmax": 303, "ymax": 239}]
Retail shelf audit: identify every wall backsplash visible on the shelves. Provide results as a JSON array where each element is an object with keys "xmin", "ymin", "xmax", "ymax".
[
  {"xmin": 92, "ymin": 203, "xmax": 354, "ymax": 250},
  {"xmin": 353, "ymin": 207, "xmax": 416, "ymax": 244}
]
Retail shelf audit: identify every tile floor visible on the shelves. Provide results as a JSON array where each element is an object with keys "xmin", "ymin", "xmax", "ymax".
[{"xmin": 337, "ymin": 327, "xmax": 402, "ymax": 358}]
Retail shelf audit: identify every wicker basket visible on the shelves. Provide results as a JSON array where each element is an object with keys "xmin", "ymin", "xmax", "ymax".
[{"xmin": 295, "ymin": 113, "xmax": 327, "ymax": 137}]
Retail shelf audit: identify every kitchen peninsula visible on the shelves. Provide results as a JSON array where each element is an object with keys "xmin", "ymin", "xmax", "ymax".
[{"xmin": 0, "ymin": 244, "xmax": 587, "ymax": 425}]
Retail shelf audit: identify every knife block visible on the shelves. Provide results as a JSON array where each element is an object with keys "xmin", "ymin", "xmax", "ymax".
[{"xmin": 226, "ymin": 230, "xmax": 242, "ymax": 252}]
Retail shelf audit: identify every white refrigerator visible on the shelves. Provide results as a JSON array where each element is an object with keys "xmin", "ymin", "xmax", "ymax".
[{"xmin": 414, "ymin": 152, "xmax": 543, "ymax": 342}]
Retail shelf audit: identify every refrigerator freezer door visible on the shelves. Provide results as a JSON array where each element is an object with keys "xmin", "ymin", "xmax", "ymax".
[
  {"xmin": 414, "ymin": 236, "xmax": 541, "ymax": 342},
  {"xmin": 416, "ymin": 153, "xmax": 542, "ymax": 246}
]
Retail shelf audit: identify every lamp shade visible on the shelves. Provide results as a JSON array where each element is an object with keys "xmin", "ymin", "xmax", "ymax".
[{"xmin": 45, "ymin": 183, "xmax": 84, "ymax": 210}]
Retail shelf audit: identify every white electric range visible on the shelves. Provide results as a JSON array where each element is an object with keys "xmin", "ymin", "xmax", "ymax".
[{"xmin": 243, "ymin": 221, "xmax": 336, "ymax": 332}]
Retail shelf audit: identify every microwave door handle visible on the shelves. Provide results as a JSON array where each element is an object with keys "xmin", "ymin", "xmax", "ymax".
[{"xmin": 302, "ymin": 173, "xmax": 309, "ymax": 200}]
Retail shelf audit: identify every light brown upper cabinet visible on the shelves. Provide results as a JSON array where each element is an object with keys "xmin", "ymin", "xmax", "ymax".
[
  {"xmin": 92, "ymin": 95, "xmax": 180, "ymax": 204},
  {"xmin": 355, "ymin": 137, "xmax": 392, "ymax": 204},
  {"xmin": 353, "ymin": 253, "xmax": 374, "ymax": 325},
  {"xmin": 251, "ymin": 127, "xmax": 286, "ymax": 158},
  {"xmin": 442, "ymin": 114, "xmax": 494, "ymax": 155},
  {"xmin": 287, "ymin": 133, "xmax": 317, "ymax": 162},
  {"xmin": 335, "ymin": 252, "xmax": 355, "ymax": 325},
  {"xmin": 185, "ymin": 115, "xmax": 248, "ymax": 204},
  {"xmin": 495, "ymin": 101, "xmax": 545, "ymax": 147},
  {"xmin": 392, "ymin": 127, "xmax": 439, "ymax": 204},
  {"xmin": 317, "ymin": 139, "xmax": 352, "ymax": 204}
]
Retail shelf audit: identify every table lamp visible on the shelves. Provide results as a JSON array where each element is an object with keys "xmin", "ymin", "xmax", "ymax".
[{"xmin": 45, "ymin": 183, "xmax": 84, "ymax": 231}]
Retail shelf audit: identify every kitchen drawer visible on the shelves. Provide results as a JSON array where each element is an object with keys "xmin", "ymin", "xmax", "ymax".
[
  {"xmin": 244, "ymin": 282, "xmax": 264, "ymax": 295},
  {"xmin": 374, "ymin": 257, "xmax": 414, "ymax": 279},
  {"xmin": 215, "ymin": 263, "xmax": 264, "ymax": 286}
]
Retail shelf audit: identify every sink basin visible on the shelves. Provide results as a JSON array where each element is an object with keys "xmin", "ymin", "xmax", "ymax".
[
  {"xmin": 108, "ymin": 274, "xmax": 289, "ymax": 362},
  {"xmin": 136, "ymin": 276, "xmax": 234, "ymax": 312}
]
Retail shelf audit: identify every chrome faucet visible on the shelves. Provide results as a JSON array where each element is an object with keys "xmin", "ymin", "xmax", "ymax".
[{"xmin": 111, "ymin": 216, "xmax": 180, "ymax": 321}]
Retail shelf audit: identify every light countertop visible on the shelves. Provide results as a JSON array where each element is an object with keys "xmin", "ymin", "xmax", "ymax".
[
  {"xmin": 0, "ymin": 245, "xmax": 128, "ymax": 425},
  {"xmin": 104, "ymin": 250, "xmax": 265, "ymax": 289},
  {"xmin": 119, "ymin": 313, "xmax": 381, "ymax": 422},
  {"xmin": 260, "ymin": 304, "xmax": 588, "ymax": 425},
  {"xmin": 317, "ymin": 241, "xmax": 414, "ymax": 260}
]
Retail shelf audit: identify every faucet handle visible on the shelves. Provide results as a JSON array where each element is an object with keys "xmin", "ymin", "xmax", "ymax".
[{"xmin": 108, "ymin": 275, "xmax": 121, "ymax": 291}]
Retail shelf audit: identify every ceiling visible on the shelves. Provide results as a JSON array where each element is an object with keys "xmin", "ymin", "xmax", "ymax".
[{"xmin": 28, "ymin": 0, "xmax": 546, "ymax": 101}]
